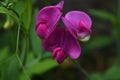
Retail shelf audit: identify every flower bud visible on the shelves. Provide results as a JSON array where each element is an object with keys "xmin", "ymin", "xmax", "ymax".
[{"xmin": 3, "ymin": 16, "xmax": 14, "ymax": 29}]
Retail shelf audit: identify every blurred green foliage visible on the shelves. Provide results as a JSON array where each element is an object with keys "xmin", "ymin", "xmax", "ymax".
[{"xmin": 0, "ymin": 0, "xmax": 58, "ymax": 80}]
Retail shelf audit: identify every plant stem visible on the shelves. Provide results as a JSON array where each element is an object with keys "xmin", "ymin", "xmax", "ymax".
[
  {"xmin": 15, "ymin": 26, "xmax": 30, "ymax": 80},
  {"xmin": 15, "ymin": 25, "xmax": 20, "ymax": 57},
  {"xmin": 21, "ymin": 34, "xmax": 29, "ymax": 66},
  {"xmin": 26, "ymin": 0, "xmax": 32, "ymax": 32},
  {"xmin": 73, "ymin": 60, "xmax": 90, "ymax": 80}
]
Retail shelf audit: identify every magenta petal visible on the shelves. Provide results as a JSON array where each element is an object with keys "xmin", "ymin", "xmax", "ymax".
[
  {"xmin": 63, "ymin": 30, "xmax": 81, "ymax": 59},
  {"xmin": 52, "ymin": 47, "xmax": 61, "ymax": 59},
  {"xmin": 42, "ymin": 27, "xmax": 65, "ymax": 52},
  {"xmin": 36, "ymin": 23, "xmax": 48, "ymax": 39},
  {"xmin": 36, "ymin": 7, "xmax": 61, "ymax": 28},
  {"xmin": 52, "ymin": 47, "xmax": 66, "ymax": 64},
  {"xmin": 62, "ymin": 11, "xmax": 92, "ymax": 40},
  {"xmin": 55, "ymin": 1, "xmax": 64, "ymax": 10},
  {"xmin": 65, "ymin": 11, "xmax": 92, "ymax": 28},
  {"xmin": 36, "ymin": 4, "xmax": 62, "ymax": 39},
  {"xmin": 56, "ymin": 50, "xmax": 67, "ymax": 64},
  {"xmin": 77, "ymin": 20, "xmax": 91, "ymax": 38},
  {"xmin": 62, "ymin": 17, "xmax": 77, "ymax": 39}
]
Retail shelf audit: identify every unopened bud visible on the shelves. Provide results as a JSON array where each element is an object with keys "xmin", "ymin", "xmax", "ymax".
[{"xmin": 3, "ymin": 16, "xmax": 14, "ymax": 29}]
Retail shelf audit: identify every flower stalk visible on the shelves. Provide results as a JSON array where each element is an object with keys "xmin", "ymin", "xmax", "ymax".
[{"xmin": 73, "ymin": 60, "xmax": 90, "ymax": 80}]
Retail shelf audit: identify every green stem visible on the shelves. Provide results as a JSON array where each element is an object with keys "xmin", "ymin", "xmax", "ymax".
[
  {"xmin": 26, "ymin": 0, "xmax": 32, "ymax": 32},
  {"xmin": 21, "ymin": 34, "xmax": 29, "ymax": 66},
  {"xmin": 15, "ymin": 25, "xmax": 20, "ymax": 56},
  {"xmin": 15, "ymin": 26, "xmax": 30, "ymax": 80},
  {"xmin": 73, "ymin": 60, "xmax": 90, "ymax": 80}
]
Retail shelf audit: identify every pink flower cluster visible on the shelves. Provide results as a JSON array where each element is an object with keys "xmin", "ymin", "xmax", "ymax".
[{"xmin": 36, "ymin": 1, "xmax": 92, "ymax": 64}]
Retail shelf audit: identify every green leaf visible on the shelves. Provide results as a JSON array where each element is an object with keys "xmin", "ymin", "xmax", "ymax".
[
  {"xmin": 0, "ymin": 54, "xmax": 20, "ymax": 80},
  {"xmin": 104, "ymin": 65, "xmax": 120, "ymax": 80},
  {"xmin": 27, "ymin": 58, "xmax": 58, "ymax": 75},
  {"xmin": 13, "ymin": 1, "xmax": 25, "ymax": 16},
  {"xmin": 27, "ymin": 59, "xmax": 58, "ymax": 75},
  {"xmin": 25, "ymin": 52, "xmax": 35, "ymax": 64},
  {"xmin": 0, "ymin": 6, "xmax": 19, "ymax": 24},
  {"xmin": 88, "ymin": 9, "xmax": 116, "ymax": 24},
  {"xmin": 6, "ymin": 57, "xmax": 20, "ymax": 80},
  {"xmin": 0, "ymin": 47, "xmax": 9, "ymax": 62},
  {"xmin": 20, "ymin": 58, "xmax": 58, "ymax": 80},
  {"xmin": 90, "ymin": 73, "xmax": 104, "ymax": 80},
  {"xmin": 0, "ymin": 47, "xmax": 9, "ymax": 80},
  {"xmin": 85, "ymin": 36, "xmax": 113, "ymax": 50}
]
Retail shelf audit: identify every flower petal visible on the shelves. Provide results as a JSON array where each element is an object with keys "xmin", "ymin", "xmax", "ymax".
[
  {"xmin": 56, "ymin": 50, "xmax": 67, "ymax": 64},
  {"xmin": 62, "ymin": 17, "xmax": 77, "ymax": 39},
  {"xmin": 63, "ymin": 30, "xmax": 81, "ymax": 59},
  {"xmin": 36, "ymin": 3, "xmax": 62, "ymax": 39},
  {"xmin": 65, "ymin": 11, "xmax": 92, "ymax": 28},
  {"xmin": 36, "ymin": 23, "xmax": 48, "ymax": 39},
  {"xmin": 55, "ymin": 1, "xmax": 64, "ymax": 11},
  {"xmin": 42, "ymin": 27, "xmax": 65, "ymax": 52},
  {"xmin": 77, "ymin": 20, "xmax": 91, "ymax": 39},
  {"xmin": 62, "ymin": 11, "xmax": 92, "ymax": 40},
  {"xmin": 52, "ymin": 47, "xmax": 67, "ymax": 64}
]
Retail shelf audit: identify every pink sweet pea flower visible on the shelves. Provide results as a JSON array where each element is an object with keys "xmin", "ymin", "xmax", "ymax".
[
  {"xmin": 62, "ymin": 11, "xmax": 92, "ymax": 42},
  {"xmin": 42, "ymin": 27, "xmax": 81, "ymax": 64},
  {"xmin": 36, "ymin": 1, "xmax": 64, "ymax": 39},
  {"xmin": 35, "ymin": 1, "xmax": 93, "ymax": 64}
]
